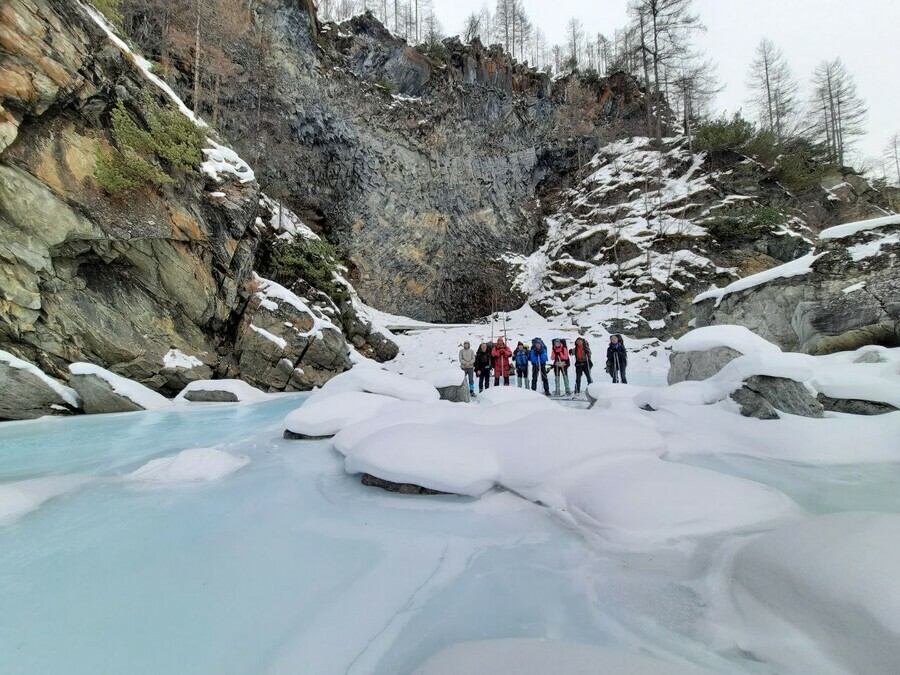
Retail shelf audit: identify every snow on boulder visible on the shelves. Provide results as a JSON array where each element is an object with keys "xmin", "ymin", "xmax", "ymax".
[
  {"xmin": 333, "ymin": 401, "xmax": 464, "ymax": 456},
  {"xmin": 724, "ymin": 513, "xmax": 900, "ymax": 674},
  {"xmin": 553, "ymin": 456, "xmax": 801, "ymax": 543},
  {"xmin": 475, "ymin": 386, "xmax": 550, "ymax": 405},
  {"xmin": 0, "ymin": 350, "xmax": 81, "ymax": 420},
  {"xmin": 175, "ymin": 379, "xmax": 269, "ymax": 403},
  {"xmin": 126, "ymin": 448, "xmax": 249, "ymax": 483},
  {"xmin": 412, "ymin": 638, "xmax": 711, "ymax": 675},
  {"xmin": 344, "ymin": 422, "xmax": 501, "ymax": 496},
  {"xmin": 68, "ymin": 363, "xmax": 171, "ymax": 414},
  {"xmin": 284, "ymin": 391, "xmax": 399, "ymax": 439},
  {"xmin": 317, "ymin": 368, "xmax": 439, "ymax": 403},
  {"xmin": 672, "ymin": 325, "xmax": 783, "ymax": 356},
  {"xmin": 0, "ymin": 475, "xmax": 91, "ymax": 526}
]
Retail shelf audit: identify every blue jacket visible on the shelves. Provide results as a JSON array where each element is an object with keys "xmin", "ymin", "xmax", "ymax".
[
  {"xmin": 529, "ymin": 340, "xmax": 548, "ymax": 365},
  {"xmin": 514, "ymin": 347, "xmax": 530, "ymax": 369}
]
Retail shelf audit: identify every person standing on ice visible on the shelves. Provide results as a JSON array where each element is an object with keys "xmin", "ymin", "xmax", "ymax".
[
  {"xmin": 491, "ymin": 337, "xmax": 513, "ymax": 386},
  {"xmin": 474, "ymin": 342, "xmax": 492, "ymax": 393},
  {"xmin": 513, "ymin": 341, "xmax": 530, "ymax": 388},
  {"xmin": 606, "ymin": 334, "xmax": 628, "ymax": 384},
  {"xmin": 529, "ymin": 337, "xmax": 551, "ymax": 396},
  {"xmin": 551, "ymin": 339, "xmax": 571, "ymax": 396},
  {"xmin": 459, "ymin": 341, "xmax": 476, "ymax": 395},
  {"xmin": 573, "ymin": 337, "xmax": 593, "ymax": 394}
]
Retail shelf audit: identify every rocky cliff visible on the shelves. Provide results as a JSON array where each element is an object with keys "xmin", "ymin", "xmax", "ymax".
[
  {"xmin": 161, "ymin": 3, "xmax": 647, "ymax": 321},
  {"xmin": 0, "ymin": 0, "xmax": 392, "ymax": 403}
]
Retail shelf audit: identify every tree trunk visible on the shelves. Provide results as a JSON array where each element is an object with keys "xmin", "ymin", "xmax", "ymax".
[
  {"xmin": 638, "ymin": 12, "xmax": 653, "ymax": 140},
  {"xmin": 192, "ymin": 0, "xmax": 202, "ymax": 117},
  {"xmin": 651, "ymin": 7, "xmax": 662, "ymax": 142}
]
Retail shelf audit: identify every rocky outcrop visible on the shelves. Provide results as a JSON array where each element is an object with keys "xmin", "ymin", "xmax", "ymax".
[
  {"xmin": 437, "ymin": 379, "xmax": 472, "ymax": 403},
  {"xmin": 361, "ymin": 473, "xmax": 449, "ymax": 495},
  {"xmin": 732, "ymin": 376, "xmax": 824, "ymax": 420},
  {"xmin": 694, "ymin": 216, "xmax": 900, "ymax": 354},
  {"xmin": 0, "ymin": 0, "xmax": 356, "ymax": 397},
  {"xmin": 0, "ymin": 352, "xmax": 80, "ymax": 420},
  {"xmin": 816, "ymin": 393, "xmax": 898, "ymax": 416},
  {"xmin": 69, "ymin": 373, "xmax": 147, "ymax": 414}
]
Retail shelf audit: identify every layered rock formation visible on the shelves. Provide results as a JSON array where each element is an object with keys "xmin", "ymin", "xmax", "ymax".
[{"xmin": 0, "ymin": 0, "xmax": 364, "ymax": 400}]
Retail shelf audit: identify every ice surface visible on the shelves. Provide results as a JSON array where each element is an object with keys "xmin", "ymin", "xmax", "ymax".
[
  {"xmin": 0, "ymin": 350, "xmax": 80, "ymax": 408},
  {"xmin": 68, "ymin": 363, "xmax": 171, "ymax": 410},
  {"xmin": 126, "ymin": 448, "xmax": 250, "ymax": 483},
  {"xmin": 412, "ymin": 638, "xmax": 711, "ymax": 674}
]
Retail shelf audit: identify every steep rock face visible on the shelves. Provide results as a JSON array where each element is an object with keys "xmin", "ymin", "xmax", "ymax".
[
  {"xmin": 694, "ymin": 216, "xmax": 900, "ymax": 354},
  {"xmin": 0, "ymin": 0, "xmax": 356, "ymax": 394},
  {"xmin": 514, "ymin": 135, "xmax": 892, "ymax": 338},
  {"xmin": 187, "ymin": 4, "xmax": 646, "ymax": 321}
]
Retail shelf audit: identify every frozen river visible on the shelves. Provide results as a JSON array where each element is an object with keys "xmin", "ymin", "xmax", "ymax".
[{"xmin": 1, "ymin": 394, "xmax": 899, "ymax": 674}]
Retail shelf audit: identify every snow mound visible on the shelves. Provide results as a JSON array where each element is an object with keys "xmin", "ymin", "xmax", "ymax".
[
  {"xmin": 284, "ymin": 391, "xmax": 399, "ymax": 437},
  {"xmin": 0, "ymin": 475, "xmax": 91, "ymax": 525},
  {"xmin": 413, "ymin": 366, "xmax": 467, "ymax": 389},
  {"xmin": 126, "ymin": 448, "xmax": 250, "ymax": 483},
  {"xmin": 722, "ymin": 513, "xmax": 900, "ymax": 674},
  {"xmin": 0, "ymin": 350, "xmax": 80, "ymax": 408},
  {"xmin": 559, "ymin": 456, "xmax": 800, "ymax": 542},
  {"xmin": 319, "ymin": 368, "xmax": 439, "ymax": 403},
  {"xmin": 68, "ymin": 363, "xmax": 171, "ymax": 410},
  {"xmin": 671, "ymin": 325, "xmax": 782, "ymax": 355},
  {"xmin": 174, "ymin": 379, "xmax": 269, "ymax": 403},
  {"xmin": 476, "ymin": 386, "xmax": 550, "ymax": 405},
  {"xmin": 412, "ymin": 638, "xmax": 710, "ymax": 675}
]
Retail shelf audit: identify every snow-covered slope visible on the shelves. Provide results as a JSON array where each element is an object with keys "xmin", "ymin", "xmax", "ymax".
[{"xmin": 510, "ymin": 136, "xmax": 818, "ymax": 337}]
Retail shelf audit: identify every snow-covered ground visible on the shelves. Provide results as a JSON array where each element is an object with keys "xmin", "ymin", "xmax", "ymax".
[{"xmin": 4, "ymin": 320, "xmax": 899, "ymax": 674}]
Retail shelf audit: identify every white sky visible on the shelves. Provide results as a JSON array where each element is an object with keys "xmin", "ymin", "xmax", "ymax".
[{"xmin": 431, "ymin": 0, "xmax": 899, "ymax": 166}]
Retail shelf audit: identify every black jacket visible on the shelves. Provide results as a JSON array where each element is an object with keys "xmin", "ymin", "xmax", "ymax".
[
  {"xmin": 474, "ymin": 349, "xmax": 492, "ymax": 373},
  {"xmin": 607, "ymin": 342, "xmax": 627, "ymax": 366}
]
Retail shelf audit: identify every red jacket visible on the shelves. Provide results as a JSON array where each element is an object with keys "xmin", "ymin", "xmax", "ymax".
[
  {"xmin": 552, "ymin": 345, "xmax": 570, "ymax": 369},
  {"xmin": 491, "ymin": 342, "xmax": 512, "ymax": 376}
]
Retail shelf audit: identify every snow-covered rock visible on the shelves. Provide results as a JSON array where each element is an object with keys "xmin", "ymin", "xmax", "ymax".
[
  {"xmin": 284, "ymin": 391, "xmax": 399, "ymax": 438},
  {"xmin": 175, "ymin": 379, "xmax": 269, "ymax": 403},
  {"xmin": 318, "ymin": 367, "xmax": 440, "ymax": 402},
  {"xmin": 0, "ymin": 350, "xmax": 81, "ymax": 420},
  {"xmin": 68, "ymin": 363, "xmax": 171, "ymax": 414}
]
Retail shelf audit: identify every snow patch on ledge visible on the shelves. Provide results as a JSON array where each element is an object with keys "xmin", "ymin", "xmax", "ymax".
[
  {"xmin": 162, "ymin": 349, "xmax": 203, "ymax": 370},
  {"xmin": 819, "ymin": 214, "xmax": 900, "ymax": 240},
  {"xmin": 201, "ymin": 140, "xmax": 255, "ymax": 184},
  {"xmin": 693, "ymin": 252, "xmax": 822, "ymax": 306}
]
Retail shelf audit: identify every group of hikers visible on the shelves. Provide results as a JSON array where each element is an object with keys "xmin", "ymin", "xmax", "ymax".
[{"xmin": 458, "ymin": 335, "xmax": 628, "ymax": 397}]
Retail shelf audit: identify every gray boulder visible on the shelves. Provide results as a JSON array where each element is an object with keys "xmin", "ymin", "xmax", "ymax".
[
  {"xmin": 437, "ymin": 378, "xmax": 471, "ymax": 403},
  {"xmin": 0, "ymin": 357, "xmax": 80, "ymax": 420},
  {"xmin": 361, "ymin": 473, "xmax": 450, "ymax": 496},
  {"xmin": 667, "ymin": 346, "xmax": 742, "ymax": 384},
  {"xmin": 817, "ymin": 394, "xmax": 898, "ymax": 416},
  {"xmin": 69, "ymin": 373, "xmax": 145, "ymax": 414},
  {"xmin": 730, "ymin": 375, "xmax": 824, "ymax": 420}
]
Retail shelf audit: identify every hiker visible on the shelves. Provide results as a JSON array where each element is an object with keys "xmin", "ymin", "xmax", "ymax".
[
  {"xmin": 573, "ymin": 337, "xmax": 593, "ymax": 394},
  {"xmin": 491, "ymin": 337, "xmax": 513, "ymax": 386},
  {"xmin": 513, "ymin": 341, "xmax": 530, "ymax": 388},
  {"xmin": 606, "ymin": 334, "xmax": 628, "ymax": 384},
  {"xmin": 474, "ymin": 342, "xmax": 492, "ymax": 392},
  {"xmin": 459, "ymin": 341, "xmax": 476, "ymax": 395},
  {"xmin": 551, "ymin": 339, "xmax": 571, "ymax": 396},
  {"xmin": 529, "ymin": 337, "xmax": 550, "ymax": 396}
]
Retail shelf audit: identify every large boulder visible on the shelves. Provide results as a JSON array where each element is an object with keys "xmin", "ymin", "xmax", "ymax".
[
  {"xmin": 732, "ymin": 376, "xmax": 824, "ymax": 420},
  {"xmin": 0, "ymin": 351, "xmax": 81, "ymax": 420},
  {"xmin": 816, "ymin": 394, "xmax": 898, "ymax": 416},
  {"xmin": 667, "ymin": 346, "xmax": 742, "ymax": 385},
  {"xmin": 68, "ymin": 364, "xmax": 171, "ymax": 414},
  {"xmin": 437, "ymin": 379, "xmax": 471, "ymax": 403}
]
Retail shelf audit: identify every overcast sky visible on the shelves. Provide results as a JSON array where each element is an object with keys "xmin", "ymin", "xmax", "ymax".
[{"xmin": 431, "ymin": 0, "xmax": 899, "ymax": 169}]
